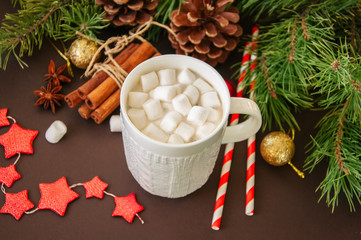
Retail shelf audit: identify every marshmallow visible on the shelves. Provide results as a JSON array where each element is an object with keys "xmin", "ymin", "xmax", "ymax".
[
  {"xmin": 172, "ymin": 94, "xmax": 192, "ymax": 116},
  {"xmin": 173, "ymin": 83, "xmax": 186, "ymax": 94},
  {"xmin": 128, "ymin": 92, "xmax": 149, "ymax": 108},
  {"xmin": 160, "ymin": 111, "xmax": 183, "ymax": 133},
  {"xmin": 128, "ymin": 108, "xmax": 148, "ymax": 130},
  {"xmin": 168, "ymin": 133, "xmax": 185, "ymax": 144},
  {"xmin": 141, "ymin": 71, "xmax": 159, "ymax": 92},
  {"xmin": 178, "ymin": 68, "xmax": 196, "ymax": 84},
  {"xmin": 158, "ymin": 68, "xmax": 177, "ymax": 85},
  {"xmin": 193, "ymin": 78, "xmax": 213, "ymax": 94},
  {"xmin": 109, "ymin": 115, "xmax": 123, "ymax": 132},
  {"xmin": 200, "ymin": 91, "xmax": 221, "ymax": 108},
  {"xmin": 187, "ymin": 106, "xmax": 210, "ymax": 126},
  {"xmin": 142, "ymin": 123, "xmax": 168, "ymax": 143},
  {"xmin": 153, "ymin": 86, "xmax": 177, "ymax": 102},
  {"xmin": 207, "ymin": 107, "xmax": 221, "ymax": 122},
  {"xmin": 162, "ymin": 102, "xmax": 174, "ymax": 112},
  {"xmin": 45, "ymin": 120, "xmax": 67, "ymax": 144},
  {"xmin": 142, "ymin": 98, "xmax": 164, "ymax": 121},
  {"xmin": 174, "ymin": 122, "xmax": 195, "ymax": 142},
  {"xmin": 183, "ymin": 85, "xmax": 199, "ymax": 105},
  {"xmin": 195, "ymin": 122, "xmax": 216, "ymax": 140}
]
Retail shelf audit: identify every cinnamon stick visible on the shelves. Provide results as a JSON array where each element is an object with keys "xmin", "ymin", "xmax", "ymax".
[
  {"xmin": 64, "ymin": 89, "xmax": 83, "ymax": 108},
  {"xmin": 85, "ymin": 41, "xmax": 156, "ymax": 110},
  {"xmin": 78, "ymin": 104, "xmax": 93, "ymax": 119},
  {"xmin": 152, "ymin": 52, "xmax": 162, "ymax": 57},
  {"xmin": 91, "ymin": 89, "xmax": 120, "ymax": 124},
  {"xmin": 77, "ymin": 43, "xmax": 139, "ymax": 99},
  {"xmin": 85, "ymin": 76, "xmax": 118, "ymax": 109}
]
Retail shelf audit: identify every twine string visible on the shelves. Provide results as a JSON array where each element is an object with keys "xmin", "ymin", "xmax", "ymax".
[
  {"xmin": 25, "ymin": 208, "xmax": 39, "ymax": 215},
  {"xmin": 77, "ymin": 18, "xmax": 175, "ymax": 89},
  {"xmin": 13, "ymin": 153, "xmax": 21, "ymax": 165},
  {"xmin": 1, "ymin": 183, "xmax": 5, "ymax": 194},
  {"xmin": 69, "ymin": 182, "xmax": 83, "ymax": 189},
  {"xmin": 6, "ymin": 116, "xmax": 16, "ymax": 124},
  {"xmin": 103, "ymin": 190, "xmax": 116, "ymax": 198}
]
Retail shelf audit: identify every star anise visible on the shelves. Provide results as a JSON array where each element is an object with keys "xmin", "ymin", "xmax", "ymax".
[
  {"xmin": 34, "ymin": 85, "xmax": 64, "ymax": 113},
  {"xmin": 44, "ymin": 60, "xmax": 71, "ymax": 87}
]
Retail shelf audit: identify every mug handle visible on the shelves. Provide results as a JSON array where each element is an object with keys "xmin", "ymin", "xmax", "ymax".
[{"xmin": 221, "ymin": 97, "xmax": 262, "ymax": 144}]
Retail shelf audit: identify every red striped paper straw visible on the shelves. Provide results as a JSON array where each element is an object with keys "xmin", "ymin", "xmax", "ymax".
[
  {"xmin": 245, "ymin": 26, "xmax": 259, "ymax": 216},
  {"xmin": 211, "ymin": 42, "xmax": 252, "ymax": 230}
]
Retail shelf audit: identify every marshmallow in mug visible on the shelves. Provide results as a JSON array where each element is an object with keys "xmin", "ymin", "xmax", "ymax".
[{"xmin": 127, "ymin": 68, "xmax": 223, "ymax": 143}]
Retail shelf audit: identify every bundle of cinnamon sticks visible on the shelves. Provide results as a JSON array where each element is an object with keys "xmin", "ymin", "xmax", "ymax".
[{"xmin": 64, "ymin": 41, "xmax": 160, "ymax": 124}]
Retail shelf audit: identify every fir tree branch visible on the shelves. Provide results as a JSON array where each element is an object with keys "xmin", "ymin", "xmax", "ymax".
[
  {"xmin": 305, "ymin": 42, "xmax": 361, "ymax": 212},
  {"xmin": 0, "ymin": 0, "xmax": 108, "ymax": 70}
]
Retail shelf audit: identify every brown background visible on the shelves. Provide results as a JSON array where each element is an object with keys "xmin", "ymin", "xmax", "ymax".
[{"xmin": 1, "ymin": 1, "xmax": 360, "ymax": 239}]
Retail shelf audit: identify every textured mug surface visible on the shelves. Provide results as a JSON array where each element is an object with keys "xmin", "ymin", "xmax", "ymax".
[{"xmin": 120, "ymin": 55, "xmax": 261, "ymax": 198}]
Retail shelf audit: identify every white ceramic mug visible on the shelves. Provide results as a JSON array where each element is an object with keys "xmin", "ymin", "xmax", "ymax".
[{"xmin": 120, "ymin": 55, "xmax": 262, "ymax": 198}]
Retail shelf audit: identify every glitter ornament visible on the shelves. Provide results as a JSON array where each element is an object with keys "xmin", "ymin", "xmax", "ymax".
[
  {"xmin": 67, "ymin": 38, "xmax": 101, "ymax": 69},
  {"xmin": 260, "ymin": 131, "xmax": 304, "ymax": 178}
]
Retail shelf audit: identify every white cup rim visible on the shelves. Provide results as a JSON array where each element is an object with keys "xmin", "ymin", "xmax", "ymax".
[{"xmin": 120, "ymin": 54, "xmax": 230, "ymax": 149}]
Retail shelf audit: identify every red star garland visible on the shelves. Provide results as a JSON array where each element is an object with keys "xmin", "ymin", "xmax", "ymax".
[
  {"xmin": 38, "ymin": 177, "xmax": 79, "ymax": 216},
  {"xmin": 0, "ymin": 123, "xmax": 38, "ymax": 159},
  {"xmin": 83, "ymin": 176, "xmax": 108, "ymax": 199},
  {"xmin": 0, "ymin": 108, "xmax": 10, "ymax": 127},
  {"xmin": 0, "ymin": 110, "xmax": 145, "ymax": 223},
  {"xmin": 0, "ymin": 164, "xmax": 21, "ymax": 187},
  {"xmin": 112, "ymin": 193, "xmax": 144, "ymax": 223},
  {"xmin": 0, "ymin": 190, "xmax": 34, "ymax": 220}
]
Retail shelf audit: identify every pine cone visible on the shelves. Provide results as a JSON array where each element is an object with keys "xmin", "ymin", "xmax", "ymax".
[
  {"xmin": 96, "ymin": 0, "xmax": 159, "ymax": 26},
  {"xmin": 168, "ymin": 0, "xmax": 243, "ymax": 66}
]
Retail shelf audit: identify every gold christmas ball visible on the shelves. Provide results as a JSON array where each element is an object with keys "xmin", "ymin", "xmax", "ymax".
[
  {"xmin": 260, "ymin": 131, "xmax": 295, "ymax": 166},
  {"xmin": 67, "ymin": 38, "xmax": 101, "ymax": 69}
]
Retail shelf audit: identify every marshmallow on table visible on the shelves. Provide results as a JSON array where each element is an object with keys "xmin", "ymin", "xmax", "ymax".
[
  {"xmin": 200, "ymin": 91, "xmax": 221, "ymax": 108},
  {"xmin": 109, "ymin": 115, "xmax": 123, "ymax": 132},
  {"xmin": 183, "ymin": 85, "xmax": 199, "ymax": 105},
  {"xmin": 178, "ymin": 68, "xmax": 196, "ymax": 84},
  {"xmin": 160, "ymin": 111, "xmax": 183, "ymax": 133},
  {"xmin": 45, "ymin": 120, "xmax": 67, "ymax": 144},
  {"xmin": 142, "ymin": 123, "xmax": 169, "ymax": 143},
  {"xmin": 128, "ymin": 92, "xmax": 149, "ymax": 108},
  {"xmin": 172, "ymin": 94, "xmax": 192, "ymax": 117},
  {"xmin": 207, "ymin": 107, "xmax": 221, "ymax": 122},
  {"xmin": 193, "ymin": 78, "xmax": 213, "ymax": 94},
  {"xmin": 128, "ymin": 108, "xmax": 148, "ymax": 130},
  {"xmin": 174, "ymin": 122, "xmax": 195, "ymax": 142},
  {"xmin": 142, "ymin": 98, "xmax": 164, "ymax": 121},
  {"xmin": 168, "ymin": 133, "xmax": 185, "ymax": 144},
  {"xmin": 158, "ymin": 68, "xmax": 177, "ymax": 86},
  {"xmin": 153, "ymin": 86, "xmax": 177, "ymax": 102},
  {"xmin": 187, "ymin": 106, "xmax": 210, "ymax": 126},
  {"xmin": 141, "ymin": 71, "xmax": 159, "ymax": 92},
  {"xmin": 195, "ymin": 122, "xmax": 216, "ymax": 140}
]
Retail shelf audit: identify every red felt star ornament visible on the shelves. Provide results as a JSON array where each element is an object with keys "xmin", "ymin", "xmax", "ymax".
[
  {"xmin": 0, "ymin": 123, "xmax": 38, "ymax": 158},
  {"xmin": 0, "ymin": 190, "xmax": 34, "ymax": 220},
  {"xmin": 38, "ymin": 177, "xmax": 79, "ymax": 216},
  {"xmin": 112, "ymin": 193, "xmax": 144, "ymax": 223},
  {"xmin": 0, "ymin": 164, "xmax": 21, "ymax": 187},
  {"xmin": 83, "ymin": 176, "xmax": 108, "ymax": 199},
  {"xmin": 0, "ymin": 108, "xmax": 10, "ymax": 127}
]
